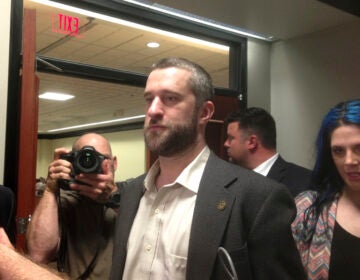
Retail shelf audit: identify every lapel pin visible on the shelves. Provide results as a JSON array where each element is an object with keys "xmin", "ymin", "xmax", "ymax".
[{"xmin": 217, "ymin": 200, "xmax": 226, "ymax": 210}]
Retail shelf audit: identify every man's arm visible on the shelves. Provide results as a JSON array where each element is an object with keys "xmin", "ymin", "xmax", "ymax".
[
  {"xmin": 26, "ymin": 188, "xmax": 60, "ymax": 263},
  {"xmin": 0, "ymin": 228, "xmax": 66, "ymax": 280},
  {"xmin": 26, "ymin": 148, "xmax": 72, "ymax": 263}
]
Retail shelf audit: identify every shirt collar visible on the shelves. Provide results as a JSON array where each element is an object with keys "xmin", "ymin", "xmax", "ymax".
[
  {"xmin": 144, "ymin": 146, "xmax": 211, "ymax": 194},
  {"xmin": 253, "ymin": 153, "xmax": 279, "ymax": 176}
]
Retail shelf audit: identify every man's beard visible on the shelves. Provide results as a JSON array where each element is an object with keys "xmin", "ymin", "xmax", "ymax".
[{"xmin": 144, "ymin": 112, "xmax": 198, "ymax": 157}]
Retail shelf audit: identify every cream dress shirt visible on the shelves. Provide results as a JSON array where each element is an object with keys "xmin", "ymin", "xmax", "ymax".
[{"xmin": 122, "ymin": 147, "xmax": 210, "ymax": 280}]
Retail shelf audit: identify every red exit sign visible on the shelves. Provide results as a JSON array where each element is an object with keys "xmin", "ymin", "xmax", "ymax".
[{"xmin": 52, "ymin": 13, "xmax": 83, "ymax": 37}]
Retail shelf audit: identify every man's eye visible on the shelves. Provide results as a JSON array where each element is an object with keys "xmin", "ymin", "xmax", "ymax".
[
  {"xmin": 164, "ymin": 96, "xmax": 178, "ymax": 104},
  {"xmin": 144, "ymin": 96, "xmax": 153, "ymax": 104}
]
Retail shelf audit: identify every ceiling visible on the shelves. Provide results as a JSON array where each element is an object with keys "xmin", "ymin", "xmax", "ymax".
[
  {"xmin": 149, "ymin": 0, "xmax": 359, "ymax": 41},
  {"xmin": 23, "ymin": 0, "xmax": 359, "ymax": 134}
]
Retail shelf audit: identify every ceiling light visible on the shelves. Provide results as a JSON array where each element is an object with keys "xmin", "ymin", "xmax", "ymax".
[
  {"xmin": 47, "ymin": 114, "xmax": 146, "ymax": 133},
  {"xmin": 39, "ymin": 92, "xmax": 74, "ymax": 101},
  {"xmin": 123, "ymin": 0, "xmax": 276, "ymax": 41},
  {"xmin": 147, "ymin": 42, "xmax": 160, "ymax": 48},
  {"xmin": 30, "ymin": 0, "xmax": 229, "ymax": 51}
]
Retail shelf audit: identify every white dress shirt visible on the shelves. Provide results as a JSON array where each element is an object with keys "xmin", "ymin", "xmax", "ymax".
[
  {"xmin": 253, "ymin": 153, "xmax": 279, "ymax": 176},
  {"xmin": 122, "ymin": 147, "xmax": 210, "ymax": 280}
]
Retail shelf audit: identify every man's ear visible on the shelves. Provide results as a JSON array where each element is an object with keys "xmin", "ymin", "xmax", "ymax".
[
  {"xmin": 112, "ymin": 156, "xmax": 118, "ymax": 172},
  {"xmin": 199, "ymin": 101, "xmax": 215, "ymax": 124},
  {"xmin": 247, "ymin": 135, "xmax": 258, "ymax": 151}
]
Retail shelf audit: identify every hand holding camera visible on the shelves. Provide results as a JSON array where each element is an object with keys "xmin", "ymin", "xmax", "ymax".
[
  {"xmin": 58, "ymin": 146, "xmax": 108, "ymax": 190},
  {"xmin": 45, "ymin": 145, "xmax": 117, "ymax": 202},
  {"xmin": 45, "ymin": 147, "xmax": 72, "ymax": 193}
]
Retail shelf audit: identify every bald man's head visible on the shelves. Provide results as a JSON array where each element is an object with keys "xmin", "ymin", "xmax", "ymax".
[
  {"xmin": 72, "ymin": 133, "xmax": 117, "ymax": 173},
  {"xmin": 73, "ymin": 133, "xmax": 112, "ymax": 158}
]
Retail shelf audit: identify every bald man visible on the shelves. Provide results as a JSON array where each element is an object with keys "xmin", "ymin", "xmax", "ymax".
[{"xmin": 27, "ymin": 133, "xmax": 120, "ymax": 279}]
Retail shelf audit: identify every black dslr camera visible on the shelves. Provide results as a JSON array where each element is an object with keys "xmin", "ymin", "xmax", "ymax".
[{"xmin": 58, "ymin": 145, "xmax": 107, "ymax": 190}]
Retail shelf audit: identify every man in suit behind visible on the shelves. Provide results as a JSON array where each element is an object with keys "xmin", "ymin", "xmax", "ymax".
[
  {"xmin": 111, "ymin": 57, "xmax": 305, "ymax": 279},
  {"xmin": 224, "ymin": 107, "xmax": 312, "ymax": 197}
]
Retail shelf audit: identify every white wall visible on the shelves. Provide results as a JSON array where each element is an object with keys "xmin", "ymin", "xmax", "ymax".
[
  {"xmin": 270, "ymin": 20, "xmax": 360, "ymax": 169},
  {"xmin": 0, "ymin": 0, "xmax": 11, "ymax": 184},
  {"xmin": 36, "ymin": 129, "xmax": 145, "ymax": 182},
  {"xmin": 247, "ymin": 38, "xmax": 271, "ymax": 110}
]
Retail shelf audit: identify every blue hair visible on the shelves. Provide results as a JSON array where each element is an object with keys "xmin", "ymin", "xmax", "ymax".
[
  {"xmin": 301, "ymin": 99, "xmax": 360, "ymax": 242},
  {"xmin": 313, "ymin": 99, "xmax": 360, "ymax": 194}
]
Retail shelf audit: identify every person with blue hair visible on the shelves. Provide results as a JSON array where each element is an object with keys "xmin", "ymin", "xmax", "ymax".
[{"xmin": 292, "ymin": 99, "xmax": 360, "ymax": 280}]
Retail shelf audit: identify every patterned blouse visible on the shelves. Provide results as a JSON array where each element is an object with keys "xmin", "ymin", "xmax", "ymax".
[{"xmin": 291, "ymin": 191, "xmax": 339, "ymax": 280}]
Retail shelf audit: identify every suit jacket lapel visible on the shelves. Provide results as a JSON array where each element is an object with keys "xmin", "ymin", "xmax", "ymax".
[{"xmin": 186, "ymin": 153, "xmax": 237, "ymax": 280}]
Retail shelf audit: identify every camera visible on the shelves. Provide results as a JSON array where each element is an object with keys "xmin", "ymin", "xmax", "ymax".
[{"xmin": 58, "ymin": 145, "xmax": 107, "ymax": 190}]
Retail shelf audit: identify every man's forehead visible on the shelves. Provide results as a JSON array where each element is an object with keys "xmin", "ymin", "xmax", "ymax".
[
  {"xmin": 228, "ymin": 122, "xmax": 239, "ymax": 130},
  {"xmin": 75, "ymin": 136, "xmax": 111, "ymax": 154},
  {"xmin": 146, "ymin": 69, "xmax": 191, "ymax": 92},
  {"xmin": 76, "ymin": 136, "xmax": 98, "ymax": 146},
  {"xmin": 148, "ymin": 67, "xmax": 190, "ymax": 80}
]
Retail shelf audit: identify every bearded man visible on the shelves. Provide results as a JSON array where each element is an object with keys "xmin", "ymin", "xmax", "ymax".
[{"xmin": 110, "ymin": 57, "xmax": 306, "ymax": 280}]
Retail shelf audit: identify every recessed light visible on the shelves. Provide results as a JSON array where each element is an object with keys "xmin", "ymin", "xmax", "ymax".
[
  {"xmin": 147, "ymin": 42, "xmax": 160, "ymax": 48},
  {"xmin": 39, "ymin": 92, "xmax": 74, "ymax": 101}
]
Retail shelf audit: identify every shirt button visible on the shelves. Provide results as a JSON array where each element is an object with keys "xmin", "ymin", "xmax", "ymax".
[
  {"xmin": 154, "ymin": 208, "xmax": 160, "ymax": 214},
  {"xmin": 146, "ymin": 245, "xmax": 152, "ymax": 251}
]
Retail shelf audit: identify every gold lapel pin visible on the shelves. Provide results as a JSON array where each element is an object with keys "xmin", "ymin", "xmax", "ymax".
[{"xmin": 217, "ymin": 200, "xmax": 226, "ymax": 210}]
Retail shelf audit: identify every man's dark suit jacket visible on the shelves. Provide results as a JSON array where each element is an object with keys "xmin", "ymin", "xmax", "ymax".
[
  {"xmin": 267, "ymin": 156, "xmax": 312, "ymax": 197},
  {"xmin": 111, "ymin": 152, "xmax": 305, "ymax": 280},
  {"xmin": 0, "ymin": 186, "xmax": 16, "ymax": 244}
]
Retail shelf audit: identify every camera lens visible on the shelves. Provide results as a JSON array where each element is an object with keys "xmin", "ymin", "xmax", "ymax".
[{"xmin": 76, "ymin": 149, "xmax": 99, "ymax": 173}]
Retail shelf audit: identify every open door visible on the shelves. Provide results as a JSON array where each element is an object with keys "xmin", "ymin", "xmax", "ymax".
[{"xmin": 16, "ymin": 8, "xmax": 39, "ymax": 251}]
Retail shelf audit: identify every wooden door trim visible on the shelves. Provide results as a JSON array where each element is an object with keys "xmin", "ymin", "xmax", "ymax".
[{"xmin": 16, "ymin": 8, "xmax": 38, "ymax": 250}]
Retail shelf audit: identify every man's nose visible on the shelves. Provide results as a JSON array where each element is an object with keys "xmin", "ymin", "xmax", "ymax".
[{"xmin": 147, "ymin": 97, "xmax": 163, "ymax": 117}]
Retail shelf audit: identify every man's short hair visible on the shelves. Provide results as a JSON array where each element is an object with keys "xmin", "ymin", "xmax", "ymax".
[
  {"xmin": 226, "ymin": 107, "xmax": 277, "ymax": 150},
  {"xmin": 151, "ymin": 57, "xmax": 214, "ymax": 108}
]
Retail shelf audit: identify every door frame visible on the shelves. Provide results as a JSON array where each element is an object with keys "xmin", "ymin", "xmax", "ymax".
[{"xmin": 5, "ymin": 0, "xmax": 247, "ymax": 249}]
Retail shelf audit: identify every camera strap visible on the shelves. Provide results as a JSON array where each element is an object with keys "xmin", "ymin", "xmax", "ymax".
[
  {"xmin": 56, "ymin": 190, "xmax": 67, "ymax": 273},
  {"xmin": 76, "ymin": 243, "xmax": 100, "ymax": 280},
  {"xmin": 75, "ymin": 205, "xmax": 105, "ymax": 280}
]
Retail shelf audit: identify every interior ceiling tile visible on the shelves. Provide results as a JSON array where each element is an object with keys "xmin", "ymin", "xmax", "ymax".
[{"xmin": 80, "ymin": 25, "xmax": 119, "ymax": 44}]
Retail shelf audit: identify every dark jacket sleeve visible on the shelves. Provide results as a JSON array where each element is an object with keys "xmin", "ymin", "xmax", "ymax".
[
  {"xmin": 245, "ymin": 182, "xmax": 306, "ymax": 279},
  {"xmin": 0, "ymin": 186, "xmax": 16, "ymax": 244}
]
